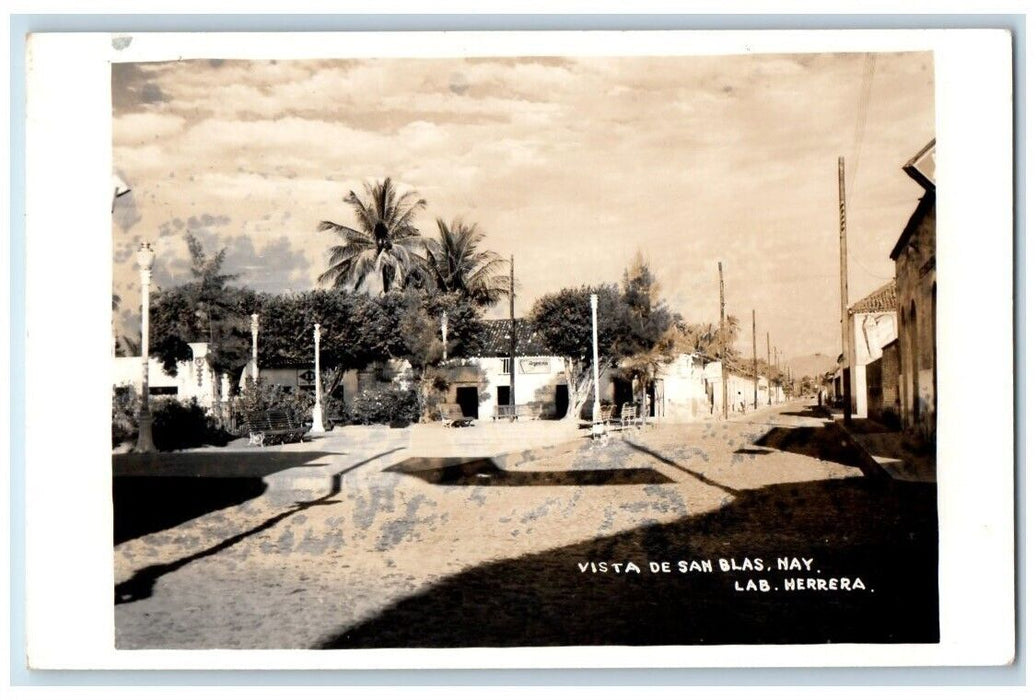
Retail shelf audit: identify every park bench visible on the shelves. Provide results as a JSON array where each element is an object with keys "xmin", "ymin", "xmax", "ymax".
[
  {"xmin": 492, "ymin": 404, "xmax": 517, "ymax": 422},
  {"xmin": 243, "ymin": 409, "xmax": 309, "ymax": 446},
  {"xmin": 440, "ymin": 403, "xmax": 474, "ymax": 428},
  {"xmin": 620, "ymin": 403, "xmax": 644, "ymax": 431}
]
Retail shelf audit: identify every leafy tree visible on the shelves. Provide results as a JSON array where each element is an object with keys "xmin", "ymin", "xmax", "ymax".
[
  {"xmin": 149, "ymin": 234, "xmax": 251, "ymax": 380},
  {"xmin": 386, "ymin": 289, "xmax": 489, "ymax": 420},
  {"xmin": 317, "ymin": 177, "xmax": 428, "ymax": 294},
  {"xmin": 244, "ymin": 288, "xmax": 487, "ymax": 419},
  {"xmin": 250, "ymin": 289, "xmax": 406, "ymax": 401},
  {"xmin": 530, "ymin": 283, "xmax": 626, "ymax": 367},
  {"xmin": 425, "ymin": 291, "xmax": 489, "ymax": 361},
  {"xmin": 529, "ymin": 282, "xmax": 642, "ymax": 420},
  {"xmin": 423, "ymin": 218, "xmax": 509, "ymax": 307},
  {"xmin": 670, "ymin": 314, "xmax": 742, "ymax": 365},
  {"xmin": 530, "ymin": 255, "xmax": 682, "ymax": 418},
  {"xmin": 613, "ymin": 254, "xmax": 680, "ymax": 409}
]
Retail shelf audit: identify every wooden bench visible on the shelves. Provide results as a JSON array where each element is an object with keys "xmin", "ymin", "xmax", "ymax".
[
  {"xmin": 492, "ymin": 404, "xmax": 517, "ymax": 422},
  {"xmin": 440, "ymin": 403, "xmax": 474, "ymax": 428},
  {"xmin": 620, "ymin": 403, "xmax": 644, "ymax": 430},
  {"xmin": 243, "ymin": 409, "xmax": 309, "ymax": 446}
]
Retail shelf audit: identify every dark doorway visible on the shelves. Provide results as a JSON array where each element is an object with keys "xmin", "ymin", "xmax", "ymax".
[
  {"xmin": 554, "ymin": 384, "xmax": 569, "ymax": 419},
  {"xmin": 612, "ymin": 377, "xmax": 634, "ymax": 409},
  {"xmin": 649, "ymin": 380, "xmax": 663, "ymax": 418},
  {"xmin": 456, "ymin": 386, "xmax": 480, "ymax": 418},
  {"xmin": 496, "ymin": 385, "xmax": 511, "ymax": 407}
]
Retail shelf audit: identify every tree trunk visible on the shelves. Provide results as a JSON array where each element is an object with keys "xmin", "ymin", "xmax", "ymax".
[{"xmin": 564, "ymin": 360, "xmax": 608, "ymax": 421}]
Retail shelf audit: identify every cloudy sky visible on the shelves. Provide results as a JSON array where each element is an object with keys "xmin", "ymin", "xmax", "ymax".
[{"xmin": 112, "ymin": 51, "xmax": 933, "ymax": 360}]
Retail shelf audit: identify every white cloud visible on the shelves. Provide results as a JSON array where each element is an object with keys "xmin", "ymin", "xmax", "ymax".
[
  {"xmin": 113, "ymin": 112, "xmax": 187, "ymax": 146},
  {"xmin": 112, "ymin": 52, "xmax": 934, "ymax": 357}
]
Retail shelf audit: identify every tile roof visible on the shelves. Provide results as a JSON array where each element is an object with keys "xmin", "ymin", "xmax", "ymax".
[
  {"xmin": 849, "ymin": 280, "xmax": 897, "ymax": 314},
  {"xmin": 477, "ymin": 318, "xmax": 551, "ymax": 357}
]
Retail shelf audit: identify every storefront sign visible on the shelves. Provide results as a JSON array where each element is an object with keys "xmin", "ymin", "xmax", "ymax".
[{"xmin": 520, "ymin": 358, "xmax": 552, "ymax": 374}]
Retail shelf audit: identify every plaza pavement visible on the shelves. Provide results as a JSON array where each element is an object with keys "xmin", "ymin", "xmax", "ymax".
[{"xmin": 113, "ymin": 400, "xmax": 921, "ymax": 649}]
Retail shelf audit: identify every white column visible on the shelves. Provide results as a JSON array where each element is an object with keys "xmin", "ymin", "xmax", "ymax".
[
  {"xmin": 250, "ymin": 313, "xmax": 260, "ymax": 382},
  {"xmin": 441, "ymin": 311, "xmax": 448, "ymax": 362},
  {"xmin": 590, "ymin": 293, "xmax": 603, "ymax": 437},
  {"xmin": 310, "ymin": 323, "xmax": 325, "ymax": 433},
  {"xmin": 135, "ymin": 242, "xmax": 156, "ymax": 453}
]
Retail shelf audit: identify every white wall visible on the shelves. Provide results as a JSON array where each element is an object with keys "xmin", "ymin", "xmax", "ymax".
[
  {"xmin": 112, "ymin": 342, "xmax": 216, "ymax": 407},
  {"xmin": 475, "ymin": 355, "xmax": 567, "ymax": 419},
  {"xmin": 850, "ymin": 311, "xmax": 897, "ymax": 417},
  {"xmin": 655, "ymin": 354, "xmax": 709, "ymax": 421}
]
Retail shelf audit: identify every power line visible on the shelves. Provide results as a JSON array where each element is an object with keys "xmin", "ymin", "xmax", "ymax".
[{"xmin": 847, "ymin": 53, "xmax": 876, "ymax": 206}]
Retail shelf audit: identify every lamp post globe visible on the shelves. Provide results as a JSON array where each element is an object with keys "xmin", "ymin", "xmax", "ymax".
[{"xmin": 135, "ymin": 242, "xmax": 157, "ymax": 453}]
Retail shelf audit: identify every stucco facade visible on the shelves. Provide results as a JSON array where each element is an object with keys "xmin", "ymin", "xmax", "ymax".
[
  {"xmin": 469, "ymin": 355, "xmax": 569, "ymax": 419},
  {"xmin": 890, "ymin": 189, "xmax": 936, "ymax": 439},
  {"xmin": 846, "ymin": 281, "xmax": 898, "ymax": 418},
  {"xmin": 112, "ymin": 341, "xmax": 227, "ymax": 409}
]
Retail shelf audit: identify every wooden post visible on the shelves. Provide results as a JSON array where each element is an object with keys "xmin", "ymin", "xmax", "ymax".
[
  {"xmin": 766, "ymin": 332, "xmax": 772, "ymax": 405},
  {"xmin": 719, "ymin": 261, "xmax": 727, "ymax": 420},
  {"xmin": 509, "ymin": 254, "xmax": 516, "ymax": 416},
  {"xmin": 752, "ymin": 309, "xmax": 758, "ymax": 410},
  {"xmin": 839, "ymin": 156, "xmax": 852, "ymax": 423}
]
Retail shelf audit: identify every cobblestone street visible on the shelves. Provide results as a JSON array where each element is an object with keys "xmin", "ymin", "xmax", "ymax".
[{"xmin": 112, "ymin": 400, "xmax": 937, "ymax": 649}]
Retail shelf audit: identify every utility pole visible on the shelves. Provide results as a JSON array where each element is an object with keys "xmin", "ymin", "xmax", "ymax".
[
  {"xmin": 719, "ymin": 262, "xmax": 727, "ymax": 420},
  {"xmin": 838, "ymin": 156, "xmax": 852, "ymax": 423},
  {"xmin": 752, "ymin": 309, "xmax": 758, "ymax": 410},
  {"xmin": 509, "ymin": 254, "xmax": 516, "ymax": 417},
  {"xmin": 766, "ymin": 332, "xmax": 772, "ymax": 405}
]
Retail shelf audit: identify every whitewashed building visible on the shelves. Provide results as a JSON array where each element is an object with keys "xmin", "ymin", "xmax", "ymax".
[
  {"xmin": 112, "ymin": 341, "xmax": 230, "ymax": 409},
  {"xmin": 459, "ymin": 319, "xmax": 569, "ymax": 420},
  {"xmin": 846, "ymin": 281, "xmax": 899, "ymax": 418}
]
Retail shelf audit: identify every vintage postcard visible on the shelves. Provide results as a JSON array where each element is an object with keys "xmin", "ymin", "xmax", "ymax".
[{"xmin": 22, "ymin": 29, "xmax": 1014, "ymax": 670}]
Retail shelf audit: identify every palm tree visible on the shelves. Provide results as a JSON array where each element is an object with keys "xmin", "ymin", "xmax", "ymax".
[
  {"xmin": 670, "ymin": 316, "xmax": 740, "ymax": 363},
  {"xmin": 317, "ymin": 178, "xmax": 428, "ymax": 294},
  {"xmin": 423, "ymin": 218, "xmax": 510, "ymax": 307}
]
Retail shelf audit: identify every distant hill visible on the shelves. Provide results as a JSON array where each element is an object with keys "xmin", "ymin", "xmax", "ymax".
[{"xmin": 788, "ymin": 353, "xmax": 838, "ymax": 379}]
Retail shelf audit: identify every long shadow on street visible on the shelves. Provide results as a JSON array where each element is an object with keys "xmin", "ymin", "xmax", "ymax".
[
  {"xmin": 114, "ymin": 448, "xmax": 403, "ymax": 605},
  {"xmin": 387, "ymin": 456, "xmax": 674, "ymax": 486},
  {"xmin": 112, "ymin": 450, "xmax": 337, "ymax": 544},
  {"xmin": 754, "ymin": 422, "xmax": 881, "ymax": 474},
  {"xmin": 320, "ymin": 476, "xmax": 938, "ymax": 648}
]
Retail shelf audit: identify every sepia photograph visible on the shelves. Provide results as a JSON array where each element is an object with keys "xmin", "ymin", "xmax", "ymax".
[
  {"xmin": 107, "ymin": 45, "xmax": 940, "ymax": 650},
  {"xmin": 20, "ymin": 28, "xmax": 1015, "ymax": 671}
]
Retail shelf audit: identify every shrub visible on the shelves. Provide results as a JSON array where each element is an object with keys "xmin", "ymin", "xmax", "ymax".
[
  {"xmin": 151, "ymin": 397, "xmax": 233, "ymax": 451},
  {"xmin": 112, "ymin": 385, "xmax": 139, "ymax": 447},
  {"xmin": 233, "ymin": 377, "xmax": 315, "ymax": 430},
  {"xmin": 349, "ymin": 385, "xmax": 420, "ymax": 426}
]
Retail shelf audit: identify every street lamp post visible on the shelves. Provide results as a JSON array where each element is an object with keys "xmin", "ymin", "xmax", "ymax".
[
  {"xmin": 590, "ymin": 293, "xmax": 603, "ymax": 438},
  {"xmin": 250, "ymin": 313, "xmax": 260, "ymax": 382},
  {"xmin": 310, "ymin": 323, "xmax": 325, "ymax": 434},
  {"xmin": 136, "ymin": 242, "xmax": 156, "ymax": 453},
  {"xmin": 441, "ymin": 311, "xmax": 448, "ymax": 362}
]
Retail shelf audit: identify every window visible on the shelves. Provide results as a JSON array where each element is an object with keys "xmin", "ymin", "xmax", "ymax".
[{"xmin": 501, "ymin": 358, "xmax": 512, "ymax": 374}]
